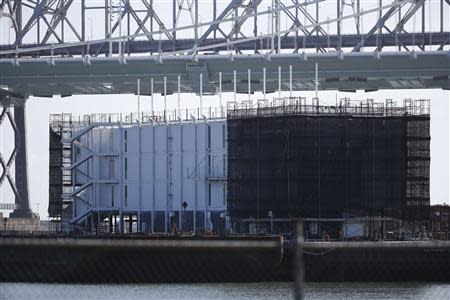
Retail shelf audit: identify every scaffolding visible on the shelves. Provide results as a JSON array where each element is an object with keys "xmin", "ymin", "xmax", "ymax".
[
  {"xmin": 49, "ymin": 114, "xmax": 91, "ymax": 220},
  {"xmin": 227, "ymin": 97, "xmax": 429, "ymax": 119},
  {"xmin": 227, "ymin": 98, "xmax": 430, "ymax": 236},
  {"xmin": 49, "ymin": 106, "xmax": 226, "ymax": 128},
  {"xmin": 404, "ymin": 99, "xmax": 431, "ymax": 223}
]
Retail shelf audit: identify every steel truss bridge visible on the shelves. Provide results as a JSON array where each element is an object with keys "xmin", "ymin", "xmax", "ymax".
[{"xmin": 0, "ymin": 0, "xmax": 449, "ymax": 218}]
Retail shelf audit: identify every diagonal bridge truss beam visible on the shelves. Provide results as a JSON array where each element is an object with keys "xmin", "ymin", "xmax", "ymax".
[{"xmin": 0, "ymin": 0, "xmax": 448, "ymax": 59}]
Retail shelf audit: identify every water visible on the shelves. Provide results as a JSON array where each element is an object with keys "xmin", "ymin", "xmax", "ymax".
[{"xmin": 1, "ymin": 282, "xmax": 449, "ymax": 300}]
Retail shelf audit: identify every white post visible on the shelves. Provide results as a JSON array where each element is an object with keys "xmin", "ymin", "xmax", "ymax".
[
  {"xmin": 263, "ymin": 67, "xmax": 266, "ymax": 99},
  {"xmin": 278, "ymin": 65, "xmax": 282, "ymax": 98},
  {"xmin": 233, "ymin": 70, "xmax": 237, "ymax": 102},
  {"xmin": 151, "ymin": 78, "xmax": 154, "ymax": 115},
  {"xmin": 219, "ymin": 72, "xmax": 222, "ymax": 114},
  {"xmin": 177, "ymin": 74, "xmax": 181, "ymax": 118},
  {"xmin": 164, "ymin": 76, "xmax": 167, "ymax": 121},
  {"xmin": 138, "ymin": 117, "xmax": 142, "ymax": 231},
  {"xmin": 289, "ymin": 65, "xmax": 293, "ymax": 98},
  {"xmin": 137, "ymin": 78, "xmax": 141, "ymax": 125},
  {"xmin": 200, "ymin": 73, "xmax": 203, "ymax": 116},
  {"xmin": 315, "ymin": 63, "xmax": 319, "ymax": 100},
  {"xmin": 248, "ymin": 69, "xmax": 251, "ymax": 102}
]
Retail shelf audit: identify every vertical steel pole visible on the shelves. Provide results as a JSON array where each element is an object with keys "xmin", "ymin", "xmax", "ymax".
[
  {"xmin": 138, "ymin": 90, "xmax": 142, "ymax": 231},
  {"xmin": 195, "ymin": 0, "xmax": 199, "ymax": 47},
  {"xmin": 337, "ymin": 0, "xmax": 341, "ymax": 51},
  {"xmin": 422, "ymin": 2, "xmax": 425, "ymax": 49},
  {"xmin": 219, "ymin": 72, "xmax": 222, "ymax": 112},
  {"xmin": 263, "ymin": 67, "xmax": 266, "ymax": 99},
  {"xmin": 315, "ymin": 63, "xmax": 319, "ymax": 100},
  {"xmin": 248, "ymin": 69, "xmax": 251, "ymax": 102},
  {"xmin": 137, "ymin": 79, "xmax": 141, "ymax": 124},
  {"xmin": 361, "ymin": 10, "xmax": 365, "ymax": 52},
  {"xmin": 150, "ymin": 0, "xmax": 154, "ymax": 51},
  {"xmin": 398, "ymin": 6, "xmax": 402, "ymax": 51},
  {"xmin": 164, "ymin": 76, "xmax": 167, "ymax": 121},
  {"xmin": 178, "ymin": 74, "xmax": 181, "ymax": 118},
  {"xmin": 13, "ymin": 0, "xmax": 22, "ymax": 45},
  {"xmin": 295, "ymin": 0, "xmax": 298, "ymax": 51},
  {"xmin": 81, "ymin": 0, "xmax": 86, "ymax": 41},
  {"xmin": 378, "ymin": 0, "xmax": 382, "ymax": 51},
  {"xmin": 151, "ymin": 78, "xmax": 154, "ymax": 115},
  {"xmin": 278, "ymin": 66, "xmax": 281, "ymax": 98},
  {"xmin": 62, "ymin": 8, "xmax": 65, "ymax": 43},
  {"xmin": 173, "ymin": 0, "xmax": 176, "ymax": 51},
  {"xmin": 379, "ymin": 0, "xmax": 382, "ymax": 34},
  {"xmin": 413, "ymin": 8, "xmax": 416, "ymax": 49},
  {"xmin": 213, "ymin": 0, "xmax": 217, "ymax": 39},
  {"xmin": 428, "ymin": 0, "xmax": 432, "ymax": 51},
  {"xmin": 357, "ymin": 0, "xmax": 360, "ymax": 35},
  {"xmin": 316, "ymin": 0, "xmax": 319, "ymax": 53},
  {"xmin": 327, "ymin": 18, "xmax": 330, "ymax": 50},
  {"xmin": 233, "ymin": 70, "xmax": 237, "ymax": 102},
  {"xmin": 37, "ymin": 12, "xmax": 41, "ymax": 45},
  {"xmin": 179, "ymin": 121, "xmax": 183, "ymax": 228},
  {"xmin": 200, "ymin": 73, "xmax": 203, "ymax": 116},
  {"xmin": 289, "ymin": 65, "xmax": 293, "ymax": 98},
  {"xmin": 194, "ymin": 119, "xmax": 198, "ymax": 232},
  {"xmin": 271, "ymin": 2, "xmax": 275, "ymax": 53},
  {"xmin": 108, "ymin": 0, "xmax": 112, "ymax": 56},
  {"xmin": 234, "ymin": 5, "xmax": 238, "ymax": 41},
  {"xmin": 105, "ymin": 0, "xmax": 109, "ymax": 40},
  {"xmin": 127, "ymin": 0, "xmax": 130, "ymax": 55},
  {"xmin": 254, "ymin": 0, "xmax": 258, "ymax": 53},
  {"xmin": 119, "ymin": 0, "xmax": 122, "ymax": 56},
  {"xmin": 294, "ymin": 222, "xmax": 305, "ymax": 300},
  {"xmin": 151, "ymin": 122, "xmax": 155, "ymax": 232},
  {"xmin": 276, "ymin": 1, "xmax": 281, "ymax": 54}
]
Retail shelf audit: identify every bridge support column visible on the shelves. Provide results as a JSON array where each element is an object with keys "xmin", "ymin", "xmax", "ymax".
[
  {"xmin": 10, "ymin": 104, "xmax": 35, "ymax": 218},
  {"xmin": 0, "ymin": 94, "xmax": 35, "ymax": 218}
]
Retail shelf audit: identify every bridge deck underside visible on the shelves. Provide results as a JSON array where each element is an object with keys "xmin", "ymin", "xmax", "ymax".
[{"xmin": 0, "ymin": 52, "xmax": 449, "ymax": 97}]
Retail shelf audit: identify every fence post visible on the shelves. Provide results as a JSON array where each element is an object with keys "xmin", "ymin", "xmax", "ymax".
[{"xmin": 294, "ymin": 221, "xmax": 305, "ymax": 300}]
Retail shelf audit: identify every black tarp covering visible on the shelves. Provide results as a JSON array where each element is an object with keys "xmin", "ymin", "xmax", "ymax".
[
  {"xmin": 49, "ymin": 127, "xmax": 63, "ymax": 218},
  {"xmin": 227, "ymin": 114, "xmax": 429, "ymax": 221}
]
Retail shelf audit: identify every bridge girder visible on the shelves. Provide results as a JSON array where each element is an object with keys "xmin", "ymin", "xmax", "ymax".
[{"xmin": 0, "ymin": 0, "xmax": 448, "ymax": 59}]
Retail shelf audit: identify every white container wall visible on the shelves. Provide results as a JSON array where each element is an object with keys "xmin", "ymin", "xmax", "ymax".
[{"xmin": 70, "ymin": 119, "xmax": 227, "ymax": 233}]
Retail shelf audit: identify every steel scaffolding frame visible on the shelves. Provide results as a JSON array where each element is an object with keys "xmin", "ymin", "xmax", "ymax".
[{"xmin": 227, "ymin": 97, "xmax": 430, "ymax": 235}]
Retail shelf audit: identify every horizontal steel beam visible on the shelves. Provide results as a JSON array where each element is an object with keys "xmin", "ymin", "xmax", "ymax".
[{"xmin": 0, "ymin": 33, "xmax": 448, "ymax": 58}]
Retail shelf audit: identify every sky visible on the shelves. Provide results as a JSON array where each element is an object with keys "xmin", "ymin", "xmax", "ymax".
[{"xmin": 0, "ymin": 0, "xmax": 449, "ymax": 219}]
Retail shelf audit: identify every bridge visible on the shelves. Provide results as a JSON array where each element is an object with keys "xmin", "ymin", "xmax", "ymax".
[{"xmin": 0, "ymin": 0, "xmax": 449, "ymax": 218}]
